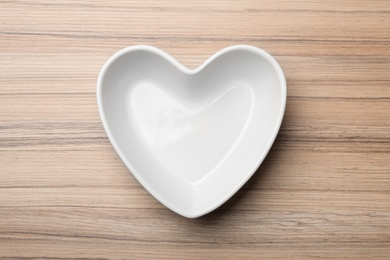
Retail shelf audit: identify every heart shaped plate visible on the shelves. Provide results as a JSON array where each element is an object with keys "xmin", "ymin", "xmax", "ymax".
[{"xmin": 97, "ymin": 45, "xmax": 286, "ymax": 218}]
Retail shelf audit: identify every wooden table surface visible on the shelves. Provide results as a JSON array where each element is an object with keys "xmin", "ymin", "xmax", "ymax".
[{"xmin": 1, "ymin": 0, "xmax": 390, "ymax": 259}]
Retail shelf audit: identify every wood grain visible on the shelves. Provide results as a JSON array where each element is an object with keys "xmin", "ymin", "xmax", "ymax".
[{"xmin": 0, "ymin": 0, "xmax": 389, "ymax": 259}]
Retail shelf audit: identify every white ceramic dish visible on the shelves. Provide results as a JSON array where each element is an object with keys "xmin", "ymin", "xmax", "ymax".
[{"xmin": 97, "ymin": 45, "xmax": 286, "ymax": 218}]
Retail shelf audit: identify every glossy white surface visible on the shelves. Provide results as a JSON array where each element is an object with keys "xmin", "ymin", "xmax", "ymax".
[{"xmin": 97, "ymin": 45, "xmax": 286, "ymax": 218}]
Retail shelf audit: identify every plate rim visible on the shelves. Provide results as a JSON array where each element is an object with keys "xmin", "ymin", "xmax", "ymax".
[{"xmin": 97, "ymin": 45, "xmax": 287, "ymax": 218}]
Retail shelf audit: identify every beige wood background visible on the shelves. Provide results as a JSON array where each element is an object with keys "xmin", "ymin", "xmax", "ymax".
[{"xmin": 1, "ymin": 0, "xmax": 390, "ymax": 259}]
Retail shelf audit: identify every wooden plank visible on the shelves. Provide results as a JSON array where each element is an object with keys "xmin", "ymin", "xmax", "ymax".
[{"xmin": 0, "ymin": 0, "xmax": 389, "ymax": 258}]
